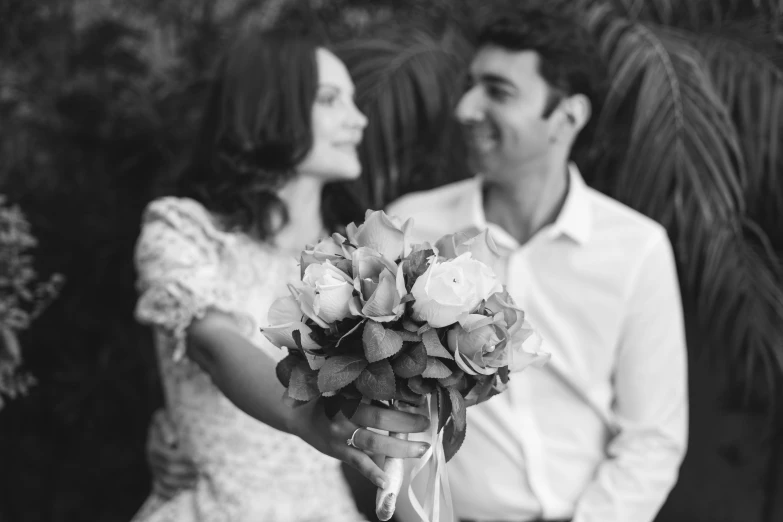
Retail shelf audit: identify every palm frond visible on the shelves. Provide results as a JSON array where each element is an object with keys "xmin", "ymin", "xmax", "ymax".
[
  {"xmin": 583, "ymin": 5, "xmax": 783, "ymax": 403},
  {"xmin": 679, "ymin": 26, "xmax": 783, "ymax": 253},
  {"xmin": 602, "ymin": 0, "xmax": 783, "ymax": 33},
  {"xmin": 336, "ymin": 26, "xmax": 472, "ymax": 208}
]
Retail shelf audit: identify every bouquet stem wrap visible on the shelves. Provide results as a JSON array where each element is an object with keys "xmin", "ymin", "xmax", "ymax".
[{"xmin": 407, "ymin": 396, "xmax": 454, "ymax": 522}]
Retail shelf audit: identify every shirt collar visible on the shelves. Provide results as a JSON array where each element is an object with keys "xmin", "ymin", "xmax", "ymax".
[
  {"xmin": 551, "ymin": 163, "xmax": 592, "ymax": 245},
  {"xmin": 469, "ymin": 163, "xmax": 592, "ymax": 249}
]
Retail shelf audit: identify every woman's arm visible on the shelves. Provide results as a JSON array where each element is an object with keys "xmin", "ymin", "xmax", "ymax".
[{"xmin": 186, "ymin": 310, "xmax": 431, "ymax": 488}]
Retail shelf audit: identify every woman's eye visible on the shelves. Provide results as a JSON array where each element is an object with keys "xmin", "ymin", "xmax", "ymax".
[{"xmin": 317, "ymin": 93, "xmax": 338, "ymax": 106}]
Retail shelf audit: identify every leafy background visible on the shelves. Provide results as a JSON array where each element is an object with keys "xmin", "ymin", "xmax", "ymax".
[{"xmin": 0, "ymin": 0, "xmax": 782, "ymax": 521}]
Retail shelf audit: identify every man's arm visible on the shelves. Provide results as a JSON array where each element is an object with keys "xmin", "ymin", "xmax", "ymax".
[{"xmin": 573, "ymin": 230, "xmax": 688, "ymax": 522}]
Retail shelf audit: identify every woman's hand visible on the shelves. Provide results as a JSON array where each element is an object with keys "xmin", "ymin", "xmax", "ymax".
[
  {"xmin": 146, "ymin": 409, "xmax": 198, "ymax": 499},
  {"xmin": 286, "ymin": 397, "xmax": 431, "ymax": 490},
  {"xmin": 186, "ymin": 311, "xmax": 432, "ymax": 489}
]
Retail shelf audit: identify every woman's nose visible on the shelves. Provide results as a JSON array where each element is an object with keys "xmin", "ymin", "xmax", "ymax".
[{"xmin": 350, "ymin": 103, "xmax": 368, "ymax": 129}]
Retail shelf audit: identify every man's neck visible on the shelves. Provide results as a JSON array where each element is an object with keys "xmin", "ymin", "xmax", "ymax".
[{"xmin": 483, "ymin": 160, "xmax": 570, "ymax": 246}]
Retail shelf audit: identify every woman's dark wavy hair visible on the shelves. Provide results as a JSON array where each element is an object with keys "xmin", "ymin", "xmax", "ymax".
[
  {"xmin": 177, "ymin": 27, "xmax": 363, "ymax": 240},
  {"xmin": 476, "ymin": 4, "xmax": 608, "ymax": 162}
]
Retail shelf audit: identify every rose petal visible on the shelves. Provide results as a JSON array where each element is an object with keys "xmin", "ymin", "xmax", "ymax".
[
  {"xmin": 313, "ymin": 236, "xmax": 345, "ymax": 256},
  {"xmin": 313, "ymin": 280, "xmax": 355, "ymax": 323},
  {"xmin": 352, "ymin": 247, "xmax": 397, "ymax": 286},
  {"xmin": 456, "ymin": 229, "xmax": 501, "ymax": 267},
  {"xmin": 452, "ymin": 334, "xmax": 497, "ymax": 376},
  {"xmin": 261, "ymin": 321, "xmax": 320, "ymax": 351},
  {"xmin": 291, "ymin": 285, "xmax": 329, "ymax": 329},
  {"xmin": 349, "ymin": 210, "xmax": 407, "ymax": 261},
  {"xmin": 268, "ymin": 295, "xmax": 304, "ymax": 325},
  {"xmin": 361, "ymin": 268, "xmax": 402, "ymax": 321}
]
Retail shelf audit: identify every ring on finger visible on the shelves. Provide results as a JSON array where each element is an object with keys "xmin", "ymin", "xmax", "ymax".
[{"xmin": 346, "ymin": 427, "xmax": 361, "ymax": 448}]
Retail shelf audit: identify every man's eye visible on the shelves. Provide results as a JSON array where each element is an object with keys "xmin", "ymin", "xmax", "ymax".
[{"xmin": 487, "ymin": 86, "xmax": 510, "ymax": 101}]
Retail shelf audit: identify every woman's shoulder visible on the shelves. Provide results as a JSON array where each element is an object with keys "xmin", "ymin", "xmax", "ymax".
[
  {"xmin": 143, "ymin": 196, "xmax": 212, "ymax": 226},
  {"xmin": 142, "ymin": 196, "xmax": 234, "ymax": 242}
]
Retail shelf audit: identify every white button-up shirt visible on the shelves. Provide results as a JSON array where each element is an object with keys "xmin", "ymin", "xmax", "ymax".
[{"xmin": 386, "ymin": 166, "xmax": 688, "ymax": 522}]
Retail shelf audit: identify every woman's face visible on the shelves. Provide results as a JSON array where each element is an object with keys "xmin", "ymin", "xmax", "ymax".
[{"xmin": 297, "ymin": 48, "xmax": 367, "ymax": 181}]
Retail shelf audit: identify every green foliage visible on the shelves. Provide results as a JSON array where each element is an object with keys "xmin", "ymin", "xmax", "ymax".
[{"xmin": 0, "ymin": 196, "xmax": 62, "ymax": 409}]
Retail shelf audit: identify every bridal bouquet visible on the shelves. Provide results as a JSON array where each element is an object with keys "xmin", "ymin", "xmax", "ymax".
[{"xmin": 261, "ymin": 210, "xmax": 548, "ymax": 521}]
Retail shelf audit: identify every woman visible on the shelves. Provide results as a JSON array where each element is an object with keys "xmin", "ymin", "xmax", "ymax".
[{"xmin": 131, "ymin": 28, "xmax": 429, "ymax": 522}]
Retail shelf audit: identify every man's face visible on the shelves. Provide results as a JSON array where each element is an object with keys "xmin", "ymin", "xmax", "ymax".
[{"xmin": 456, "ymin": 46, "xmax": 556, "ymax": 180}]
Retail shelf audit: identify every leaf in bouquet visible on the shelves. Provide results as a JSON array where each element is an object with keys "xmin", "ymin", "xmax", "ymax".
[
  {"xmin": 355, "ymin": 360, "xmax": 396, "ymax": 401},
  {"xmin": 395, "ymin": 377, "xmax": 426, "ymax": 406},
  {"xmin": 498, "ymin": 365, "xmax": 510, "ymax": 385},
  {"xmin": 436, "ymin": 386, "xmax": 451, "ymax": 433},
  {"xmin": 391, "ymin": 342, "xmax": 428, "ymax": 378},
  {"xmin": 407, "ymin": 375, "xmax": 437, "ymax": 395},
  {"xmin": 340, "ymin": 396, "xmax": 362, "ymax": 420},
  {"xmin": 464, "ymin": 376, "xmax": 495, "ymax": 405},
  {"xmin": 447, "ymin": 386, "xmax": 467, "ymax": 434},
  {"xmin": 402, "ymin": 318, "xmax": 421, "ymax": 332},
  {"xmin": 443, "ymin": 418, "xmax": 467, "ymax": 463},
  {"xmin": 292, "ymin": 330, "xmax": 304, "ymax": 351},
  {"xmin": 275, "ymin": 352, "xmax": 302, "ymax": 388},
  {"xmin": 287, "ymin": 363, "xmax": 320, "ymax": 402},
  {"xmin": 417, "ymin": 324, "xmax": 432, "ymax": 336},
  {"xmin": 397, "ymin": 329, "xmax": 422, "ymax": 343},
  {"xmin": 340, "ymin": 382, "xmax": 362, "ymax": 399},
  {"xmin": 362, "ymin": 321, "xmax": 404, "ymax": 363},
  {"xmin": 323, "ymin": 395, "xmax": 342, "ymax": 419},
  {"xmin": 422, "ymin": 330, "xmax": 453, "ymax": 359},
  {"xmin": 422, "ymin": 357, "xmax": 453, "ymax": 379},
  {"xmin": 493, "ymin": 374, "xmax": 509, "ymax": 395},
  {"xmin": 405, "ymin": 248, "xmax": 434, "ymax": 286},
  {"xmin": 437, "ymin": 369, "xmax": 465, "ymax": 388},
  {"xmin": 317, "ymin": 354, "xmax": 368, "ymax": 393}
]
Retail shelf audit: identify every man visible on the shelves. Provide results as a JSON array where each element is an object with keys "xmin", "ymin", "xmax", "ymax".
[{"xmin": 389, "ymin": 6, "xmax": 688, "ymax": 522}]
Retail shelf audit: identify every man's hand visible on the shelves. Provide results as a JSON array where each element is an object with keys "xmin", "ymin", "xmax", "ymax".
[{"xmin": 146, "ymin": 409, "xmax": 198, "ymax": 499}]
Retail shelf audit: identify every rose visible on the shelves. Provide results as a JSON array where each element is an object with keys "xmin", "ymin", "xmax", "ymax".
[
  {"xmin": 260, "ymin": 295, "xmax": 326, "ymax": 369},
  {"xmin": 291, "ymin": 261, "xmax": 358, "ymax": 328},
  {"xmin": 349, "ymin": 247, "xmax": 407, "ymax": 322},
  {"xmin": 435, "ymin": 228, "xmax": 500, "ymax": 267},
  {"xmin": 446, "ymin": 290, "xmax": 549, "ymax": 375},
  {"xmin": 410, "ymin": 252, "xmax": 502, "ymax": 328},
  {"xmin": 300, "ymin": 233, "xmax": 355, "ymax": 277},
  {"xmin": 346, "ymin": 210, "xmax": 413, "ymax": 261}
]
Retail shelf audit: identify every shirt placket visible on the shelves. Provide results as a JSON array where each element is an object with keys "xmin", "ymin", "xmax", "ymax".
[{"xmin": 501, "ymin": 246, "xmax": 550, "ymax": 518}]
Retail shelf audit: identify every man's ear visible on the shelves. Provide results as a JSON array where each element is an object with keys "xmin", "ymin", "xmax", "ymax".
[{"xmin": 561, "ymin": 93, "xmax": 591, "ymax": 133}]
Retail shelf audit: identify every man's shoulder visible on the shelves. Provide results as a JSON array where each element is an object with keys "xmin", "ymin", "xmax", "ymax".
[
  {"xmin": 386, "ymin": 178, "xmax": 480, "ymax": 243},
  {"xmin": 586, "ymin": 186, "xmax": 668, "ymax": 246},
  {"xmin": 386, "ymin": 178, "xmax": 478, "ymax": 219}
]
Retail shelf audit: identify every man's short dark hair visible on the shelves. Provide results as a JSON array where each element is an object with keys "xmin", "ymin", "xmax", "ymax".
[{"xmin": 477, "ymin": 4, "xmax": 607, "ymax": 141}]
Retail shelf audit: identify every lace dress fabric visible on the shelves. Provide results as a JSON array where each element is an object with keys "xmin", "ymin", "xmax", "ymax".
[{"xmin": 131, "ymin": 197, "xmax": 365, "ymax": 522}]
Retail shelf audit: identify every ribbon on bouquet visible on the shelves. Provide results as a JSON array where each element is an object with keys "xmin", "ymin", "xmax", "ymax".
[{"xmin": 407, "ymin": 395, "xmax": 454, "ymax": 522}]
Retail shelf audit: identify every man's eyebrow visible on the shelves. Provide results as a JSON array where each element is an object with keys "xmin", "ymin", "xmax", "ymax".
[{"xmin": 474, "ymin": 72, "xmax": 518, "ymax": 91}]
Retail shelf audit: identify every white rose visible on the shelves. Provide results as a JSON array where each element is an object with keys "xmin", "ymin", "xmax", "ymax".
[
  {"xmin": 294, "ymin": 261, "xmax": 358, "ymax": 327},
  {"xmin": 410, "ymin": 252, "xmax": 502, "ymax": 328},
  {"xmin": 345, "ymin": 209, "xmax": 413, "ymax": 261}
]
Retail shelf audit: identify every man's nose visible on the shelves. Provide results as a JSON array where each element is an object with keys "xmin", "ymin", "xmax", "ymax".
[{"xmin": 455, "ymin": 86, "xmax": 484, "ymax": 124}]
